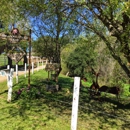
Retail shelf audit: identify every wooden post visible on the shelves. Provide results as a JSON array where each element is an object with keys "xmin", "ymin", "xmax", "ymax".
[{"xmin": 71, "ymin": 77, "xmax": 80, "ymax": 130}]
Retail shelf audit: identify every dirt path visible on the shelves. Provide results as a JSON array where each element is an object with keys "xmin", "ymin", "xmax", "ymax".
[{"xmin": 0, "ymin": 65, "xmax": 45, "ymax": 83}]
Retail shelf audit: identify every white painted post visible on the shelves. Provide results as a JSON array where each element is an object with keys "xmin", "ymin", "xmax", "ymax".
[
  {"xmin": 7, "ymin": 70, "xmax": 10, "ymax": 88},
  {"xmin": 32, "ymin": 62, "xmax": 34, "ymax": 74},
  {"xmin": 7, "ymin": 65, "xmax": 10, "ymax": 69},
  {"xmin": 16, "ymin": 64, "xmax": 18, "ymax": 83},
  {"xmin": 7, "ymin": 68, "xmax": 14, "ymax": 102},
  {"xmin": 7, "ymin": 65, "xmax": 10, "ymax": 86},
  {"xmin": 24, "ymin": 63, "xmax": 27, "ymax": 78},
  {"xmin": 71, "ymin": 77, "xmax": 80, "ymax": 130}
]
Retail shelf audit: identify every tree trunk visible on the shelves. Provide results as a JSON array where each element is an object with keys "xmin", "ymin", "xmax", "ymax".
[
  {"xmin": 55, "ymin": 65, "xmax": 62, "ymax": 83},
  {"xmin": 8, "ymin": 56, "xmax": 12, "ymax": 68},
  {"xmin": 95, "ymin": 30, "xmax": 130, "ymax": 78}
]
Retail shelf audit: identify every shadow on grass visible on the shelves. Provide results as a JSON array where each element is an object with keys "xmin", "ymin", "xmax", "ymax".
[
  {"xmin": 0, "ymin": 90, "xmax": 8, "ymax": 95},
  {"xmin": 3, "ymin": 73, "xmax": 130, "ymax": 130},
  {"xmin": 7, "ymin": 76, "xmax": 73, "ymax": 123}
]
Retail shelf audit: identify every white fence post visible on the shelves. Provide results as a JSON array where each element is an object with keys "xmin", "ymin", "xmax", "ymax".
[
  {"xmin": 7, "ymin": 68, "xmax": 14, "ymax": 102},
  {"xmin": 16, "ymin": 64, "xmax": 18, "ymax": 83},
  {"xmin": 0, "ymin": 68, "xmax": 14, "ymax": 102},
  {"xmin": 7, "ymin": 65, "xmax": 10, "ymax": 69},
  {"xmin": 7, "ymin": 65, "xmax": 10, "ymax": 86},
  {"xmin": 71, "ymin": 77, "xmax": 80, "ymax": 130}
]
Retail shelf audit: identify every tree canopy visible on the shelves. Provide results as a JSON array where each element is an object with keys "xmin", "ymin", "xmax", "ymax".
[
  {"xmin": 64, "ymin": 0, "xmax": 130, "ymax": 77},
  {"xmin": 0, "ymin": 0, "xmax": 130, "ymax": 79},
  {"xmin": 66, "ymin": 36, "xmax": 97, "ymax": 77}
]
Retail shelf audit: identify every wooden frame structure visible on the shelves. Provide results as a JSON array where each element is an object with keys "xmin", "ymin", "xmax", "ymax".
[{"xmin": 0, "ymin": 29, "xmax": 32, "ymax": 87}]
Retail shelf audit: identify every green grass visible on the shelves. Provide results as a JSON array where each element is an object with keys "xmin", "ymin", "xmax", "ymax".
[{"xmin": 0, "ymin": 70, "xmax": 130, "ymax": 130}]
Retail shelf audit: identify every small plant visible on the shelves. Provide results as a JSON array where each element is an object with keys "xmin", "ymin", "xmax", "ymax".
[{"xmin": 13, "ymin": 86, "xmax": 42, "ymax": 100}]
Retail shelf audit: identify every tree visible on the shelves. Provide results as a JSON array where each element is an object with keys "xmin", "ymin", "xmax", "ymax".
[
  {"xmin": 64, "ymin": 0, "xmax": 130, "ymax": 78},
  {"xmin": 0, "ymin": 0, "xmax": 30, "ymax": 67},
  {"xmin": 66, "ymin": 36, "xmax": 97, "ymax": 77},
  {"xmin": 9, "ymin": 0, "xmax": 130, "ymax": 80},
  {"xmin": 17, "ymin": 0, "xmax": 80, "ymax": 81},
  {"xmin": 32, "ymin": 36, "xmax": 55, "ymax": 61}
]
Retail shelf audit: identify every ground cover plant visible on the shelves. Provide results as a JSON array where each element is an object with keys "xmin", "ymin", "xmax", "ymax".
[{"xmin": 0, "ymin": 70, "xmax": 130, "ymax": 130}]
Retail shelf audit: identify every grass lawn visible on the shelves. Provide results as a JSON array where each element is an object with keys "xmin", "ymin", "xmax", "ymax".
[{"xmin": 0, "ymin": 70, "xmax": 130, "ymax": 130}]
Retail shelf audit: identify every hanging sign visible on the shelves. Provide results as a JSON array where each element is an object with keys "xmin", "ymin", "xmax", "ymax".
[{"xmin": 7, "ymin": 46, "xmax": 26, "ymax": 63}]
